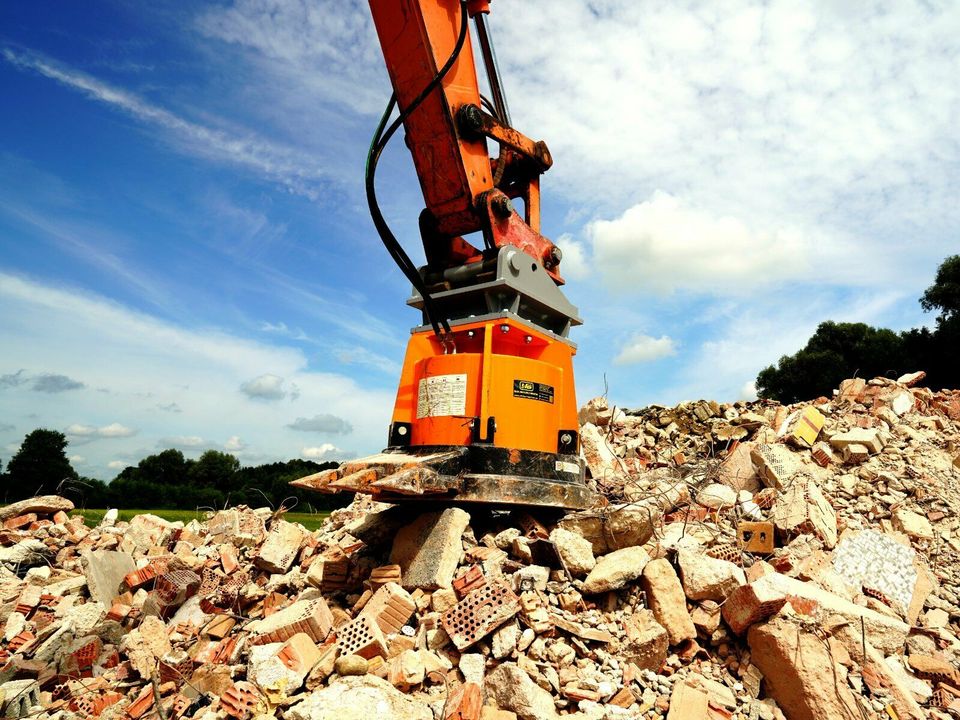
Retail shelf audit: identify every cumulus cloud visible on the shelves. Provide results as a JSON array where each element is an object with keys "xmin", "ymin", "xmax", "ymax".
[
  {"xmin": 0, "ymin": 370, "xmax": 27, "ymax": 388},
  {"xmin": 286, "ymin": 414, "xmax": 353, "ymax": 435},
  {"xmin": 583, "ymin": 192, "xmax": 820, "ymax": 295},
  {"xmin": 159, "ymin": 435, "xmax": 206, "ymax": 449},
  {"xmin": 224, "ymin": 435, "xmax": 247, "ymax": 451},
  {"xmin": 33, "ymin": 373, "xmax": 84, "ymax": 392},
  {"xmin": 65, "ymin": 422, "xmax": 137, "ymax": 439},
  {"xmin": 613, "ymin": 334, "xmax": 678, "ymax": 365},
  {"xmin": 0, "ymin": 370, "xmax": 85, "ymax": 393},
  {"xmin": 240, "ymin": 373, "xmax": 288, "ymax": 401},
  {"xmin": 739, "ymin": 380, "xmax": 759, "ymax": 401},
  {"xmin": 301, "ymin": 444, "xmax": 342, "ymax": 462},
  {"xmin": 107, "ymin": 460, "xmax": 127, "ymax": 470}
]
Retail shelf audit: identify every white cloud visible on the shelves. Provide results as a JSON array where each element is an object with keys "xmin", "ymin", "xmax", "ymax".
[
  {"xmin": 555, "ymin": 234, "xmax": 590, "ymax": 282},
  {"xmin": 65, "ymin": 422, "xmax": 137, "ymax": 439},
  {"xmin": 159, "ymin": 435, "xmax": 206, "ymax": 449},
  {"xmin": 0, "ymin": 272, "xmax": 392, "ymax": 478},
  {"xmin": 240, "ymin": 373, "xmax": 288, "ymax": 401},
  {"xmin": 613, "ymin": 334, "xmax": 678, "ymax": 365},
  {"xmin": 224, "ymin": 435, "xmax": 247, "ymax": 451},
  {"xmin": 287, "ymin": 414, "xmax": 352, "ymax": 435},
  {"xmin": 301, "ymin": 444, "xmax": 341, "ymax": 462},
  {"xmin": 581, "ymin": 191, "xmax": 867, "ymax": 295},
  {"xmin": 69, "ymin": 454, "xmax": 85, "ymax": 464},
  {"xmin": 107, "ymin": 460, "xmax": 127, "ymax": 470},
  {"xmin": 1, "ymin": 49, "xmax": 326, "ymax": 198},
  {"xmin": 739, "ymin": 380, "xmax": 759, "ymax": 402}
]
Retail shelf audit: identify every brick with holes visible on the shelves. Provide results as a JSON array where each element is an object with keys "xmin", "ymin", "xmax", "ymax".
[
  {"xmin": 155, "ymin": 569, "xmax": 201, "ymax": 607},
  {"xmin": 722, "ymin": 577, "xmax": 789, "ymax": 635},
  {"xmin": 221, "ymin": 680, "xmax": 266, "ymax": 719},
  {"xmin": 441, "ymin": 579, "xmax": 521, "ymax": 651},
  {"xmin": 337, "ymin": 614, "xmax": 388, "ymax": 660},
  {"xmin": 359, "ymin": 581, "xmax": 416, "ymax": 635},
  {"xmin": 737, "ymin": 521, "xmax": 775, "ymax": 554},
  {"xmin": 367, "ymin": 564, "xmax": 402, "ymax": 590},
  {"xmin": 248, "ymin": 597, "xmax": 333, "ymax": 645}
]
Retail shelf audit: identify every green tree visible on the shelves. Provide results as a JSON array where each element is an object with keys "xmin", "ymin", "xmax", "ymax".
[
  {"xmin": 920, "ymin": 254, "xmax": 960, "ymax": 324},
  {"xmin": 756, "ymin": 322, "xmax": 906, "ymax": 403},
  {"xmin": 188, "ymin": 450, "xmax": 240, "ymax": 494},
  {"xmin": 4, "ymin": 429, "xmax": 78, "ymax": 501}
]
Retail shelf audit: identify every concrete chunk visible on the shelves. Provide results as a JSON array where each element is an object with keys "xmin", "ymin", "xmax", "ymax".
[
  {"xmin": 582, "ymin": 546, "xmax": 650, "ymax": 594},
  {"xmin": 487, "ymin": 662, "xmax": 559, "ymax": 720},
  {"xmin": 748, "ymin": 617, "xmax": 861, "ymax": 720},
  {"xmin": 82, "ymin": 550, "xmax": 136, "ymax": 607},
  {"xmin": 390, "ymin": 508, "xmax": 470, "ymax": 590},
  {"xmin": 255, "ymin": 520, "xmax": 306, "ymax": 574},
  {"xmin": 548, "ymin": 528, "xmax": 595, "ymax": 577},
  {"xmin": 557, "ymin": 482, "xmax": 689, "ymax": 555},
  {"xmin": 677, "ymin": 550, "xmax": 745, "ymax": 601},
  {"xmin": 640, "ymin": 558, "xmax": 696, "ymax": 645},
  {"xmin": 829, "ymin": 427, "xmax": 884, "ymax": 454}
]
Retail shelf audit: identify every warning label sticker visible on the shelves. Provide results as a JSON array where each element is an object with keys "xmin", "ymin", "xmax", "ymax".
[
  {"xmin": 417, "ymin": 374, "xmax": 467, "ymax": 418},
  {"xmin": 513, "ymin": 379, "xmax": 554, "ymax": 404}
]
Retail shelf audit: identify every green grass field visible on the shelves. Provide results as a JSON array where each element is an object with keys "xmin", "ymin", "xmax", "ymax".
[{"xmin": 73, "ymin": 508, "xmax": 331, "ymax": 531}]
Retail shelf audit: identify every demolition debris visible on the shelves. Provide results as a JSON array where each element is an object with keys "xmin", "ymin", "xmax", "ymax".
[{"xmin": 1, "ymin": 371, "xmax": 959, "ymax": 719}]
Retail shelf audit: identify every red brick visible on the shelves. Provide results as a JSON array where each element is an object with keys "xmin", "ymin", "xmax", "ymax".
[
  {"xmin": 249, "ymin": 598, "xmax": 334, "ymax": 646},
  {"xmin": 221, "ymin": 681, "xmax": 264, "ymax": 719},
  {"xmin": 3, "ymin": 513, "xmax": 37, "ymax": 529},
  {"xmin": 441, "ymin": 579, "xmax": 520, "ymax": 651},
  {"xmin": 277, "ymin": 633, "xmax": 321, "ymax": 676},
  {"xmin": 452, "ymin": 565, "xmax": 486, "ymax": 599},
  {"xmin": 722, "ymin": 578, "xmax": 788, "ymax": 635},
  {"xmin": 359, "ymin": 582, "xmax": 415, "ymax": 635},
  {"xmin": 336, "ymin": 614, "xmax": 388, "ymax": 660}
]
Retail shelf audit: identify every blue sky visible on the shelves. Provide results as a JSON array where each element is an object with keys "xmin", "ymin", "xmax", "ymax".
[{"xmin": 1, "ymin": 1, "xmax": 958, "ymax": 479}]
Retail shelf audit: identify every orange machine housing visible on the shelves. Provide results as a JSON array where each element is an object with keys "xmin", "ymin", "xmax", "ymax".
[{"xmin": 392, "ymin": 317, "xmax": 577, "ymax": 455}]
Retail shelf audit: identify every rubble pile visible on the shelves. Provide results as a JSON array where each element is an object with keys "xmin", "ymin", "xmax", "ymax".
[{"xmin": 1, "ymin": 371, "xmax": 959, "ymax": 719}]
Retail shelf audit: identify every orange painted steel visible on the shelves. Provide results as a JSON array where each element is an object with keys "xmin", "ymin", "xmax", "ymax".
[
  {"xmin": 369, "ymin": 0, "xmax": 492, "ymax": 238},
  {"xmin": 391, "ymin": 317, "xmax": 577, "ymax": 454}
]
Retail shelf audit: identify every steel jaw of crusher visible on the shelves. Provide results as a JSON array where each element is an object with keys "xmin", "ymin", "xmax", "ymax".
[{"xmin": 290, "ymin": 445, "xmax": 596, "ymax": 510}]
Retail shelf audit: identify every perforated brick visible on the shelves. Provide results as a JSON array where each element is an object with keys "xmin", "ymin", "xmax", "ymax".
[
  {"xmin": 737, "ymin": 521, "xmax": 775, "ymax": 554},
  {"xmin": 359, "ymin": 582, "xmax": 415, "ymax": 635},
  {"xmin": 441, "ymin": 579, "xmax": 520, "ymax": 651},
  {"xmin": 706, "ymin": 543, "xmax": 741, "ymax": 564},
  {"xmin": 367, "ymin": 564, "xmax": 402, "ymax": 589},
  {"xmin": 155, "ymin": 569, "xmax": 201, "ymax": 606},
  {"xmin": 337, "ymin": 614, "xmax": 388, "ymax": 660},
  {"xmin": 221, "ymin": 680, "xmax": 265, "ymax": 719},
  {"xmin": 248, "ymin": 598, "xmax": 333, "ymax": 645}
]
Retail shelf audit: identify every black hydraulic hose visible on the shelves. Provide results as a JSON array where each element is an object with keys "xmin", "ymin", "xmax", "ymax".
[{"xmin": 365, "ymin": 0, "xmax": 470, "ymax": 339}]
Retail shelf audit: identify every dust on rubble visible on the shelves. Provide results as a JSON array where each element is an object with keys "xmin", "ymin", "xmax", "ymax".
[{"xmin": 1, "ymin": 370, "xmax": 959, "ymax": 719}]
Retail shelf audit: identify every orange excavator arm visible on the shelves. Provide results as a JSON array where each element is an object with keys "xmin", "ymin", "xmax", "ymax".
[
  {"xmin": 292, "ymin": 0, "xmax": 593, "ymax": 511},
  {"xmin": 367, "ymin": 0, "xmax": 561, "ymax": 282}
]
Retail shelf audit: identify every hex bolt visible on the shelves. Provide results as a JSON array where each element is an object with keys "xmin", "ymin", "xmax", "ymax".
[
  {"xmin": 499, "ymin": 324, "xmax": 510, "ymax": 333},
  {"xmin": 524, "ymin": 335, "xmax": 533, "ymax": 344}
]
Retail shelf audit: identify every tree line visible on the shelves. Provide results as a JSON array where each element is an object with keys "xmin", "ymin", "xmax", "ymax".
[
  {"xmin": 757, "ymin": 255, "xmax": 960, "ymax": 403},
  {"xmin": 0, "ymin": 430, "xmax": 348, "ymax": 513}
]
